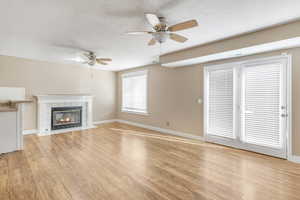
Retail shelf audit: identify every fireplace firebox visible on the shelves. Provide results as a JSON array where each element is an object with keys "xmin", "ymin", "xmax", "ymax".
[{"xmin": 51, "ymin": 106, "xmax": 82, "ymax": 130}]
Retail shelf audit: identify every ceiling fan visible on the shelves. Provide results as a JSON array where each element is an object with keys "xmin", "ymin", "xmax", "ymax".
[
  {"xmin": 66, "ymin": 50, "xmax": 112, "ymax": 66},
  {"xmin": 56, "ymin": 44, "xmax": 112, "ymax": 66},
  {"xmin": 80, "ymin": 51, "xmax": 112, "ymax": 66},
  {"xmin": 127, "ymin": 13, "xmax": 198, "ymax": 45}
]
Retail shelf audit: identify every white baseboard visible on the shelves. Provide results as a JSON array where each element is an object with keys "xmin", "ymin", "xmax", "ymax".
[
  {"xmin": 94, "ymin": 119, "xmax": 117, "ymax": 125},
  {"xmin": 23, "ymin": 119, "xmax": 202, "ymax": 142},
  {"xmin": 289, "ymin": 155, "xmax": 300, "ymax": 163},
  {"xmin": 23, "ymin": 129, "xmax": 38, "ymax": 135},
  {"xmin": 38, "ymin": 126, "xmax": 96, "ymax": 136},
  {"xmin": 115, "ymin": 119, "xmax": 203, "ymax": 141},
  {"xmin": 22, "ymin": 119, "xmax": 117, "ymax": 135}
]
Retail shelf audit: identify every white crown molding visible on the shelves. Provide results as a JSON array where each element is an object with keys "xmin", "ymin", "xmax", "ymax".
[{"xmin": 115, "ymin": 119, "xmax": 203, "ymax": 141}]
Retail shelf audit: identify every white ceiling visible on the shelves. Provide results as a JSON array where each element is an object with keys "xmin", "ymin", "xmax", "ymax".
[{"xmin": 0, "ymin": 0, "xmax": 300, "ymax": 71}]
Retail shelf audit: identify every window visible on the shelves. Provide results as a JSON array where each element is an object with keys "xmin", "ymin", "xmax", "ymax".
[{"xmin": 122, "ymin": 70, "xmax": 148, "ymax": 114}]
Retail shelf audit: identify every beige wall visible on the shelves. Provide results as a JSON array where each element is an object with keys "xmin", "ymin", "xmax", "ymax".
[
  {"xmin": 117, "ymin": 48, "xmax": 300, "ymax": 156},
  {"xmin": 0, "ymin": 55, "xmax": 116, "ymax": 130},
  {"xmin": 117, "ymin": 65, "xmax": 203, "ymax": 136}
]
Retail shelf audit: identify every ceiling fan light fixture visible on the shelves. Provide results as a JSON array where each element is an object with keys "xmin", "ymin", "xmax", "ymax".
[
  {"xmin": 153, "ymin": 32, "xmax": 169, "ymax": 43},
  {"xmin": 88, "ymin": 60, "xmax": 96, "ymax": 66}
]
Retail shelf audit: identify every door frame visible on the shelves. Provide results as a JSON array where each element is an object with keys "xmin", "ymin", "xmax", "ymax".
[{"xmin": 203, "ymin": 54, "xmax": 292, "ymax": 159}]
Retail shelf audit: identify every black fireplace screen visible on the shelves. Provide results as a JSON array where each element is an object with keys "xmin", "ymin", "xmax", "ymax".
[{"xmin": 51, "ymin": 106, "xmax": 82, "ymax": 130}]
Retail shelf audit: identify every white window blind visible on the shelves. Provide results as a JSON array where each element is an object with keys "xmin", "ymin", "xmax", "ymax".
[
  {"xmin": 242, "ymin": 63, "xmax": 282, "ymax": 148},
  {"xmin": 207, "ymin": 68, "xmax": 234, "ymax": 138},
  {"xmin": 122, "ymin": 71, "xmax": 147, "ymax": 113},
  {"xmin": 204, "ymin": 56, "xmax": 289, "ymax": 158}
]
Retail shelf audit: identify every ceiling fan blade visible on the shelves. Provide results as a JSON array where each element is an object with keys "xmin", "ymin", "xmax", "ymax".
[
  {"xmin": 96, "ymin": 60, "xmax": 108, "ymax": 65},
  {"xmin": 168, "ymin": 19, "xmax": 198, "ymax": 32},
  {"xmin": 97, "ymin": 58, "xmax": 112, "ymax": 62},
  {"xmin": 148, "ymin": 38, "xmax": 156, "ymax": 46},
  {"xmin": 127, "ymin": 31, "xmax": 152, "ymax": 35},
  {"xmin": 170, "ymin": 33, "xmax": 188, "ymax": 43},
  {"xmin": 145, "ymin": 13, "xmax": 160, "ymax": 27},
  {"xmin": 64, "ymin": 58, "xmax": 87, "ymax": 64}
]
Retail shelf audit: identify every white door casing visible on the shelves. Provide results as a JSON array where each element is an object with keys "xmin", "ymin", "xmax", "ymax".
[{"xmin": 204, "ymin": 55, "xmax": 291, "ymax": 159}]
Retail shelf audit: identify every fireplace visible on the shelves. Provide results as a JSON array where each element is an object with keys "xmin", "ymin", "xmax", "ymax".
[{"xmin": 51, "ymin": 106, "xmax": 82, "ymax": 130}]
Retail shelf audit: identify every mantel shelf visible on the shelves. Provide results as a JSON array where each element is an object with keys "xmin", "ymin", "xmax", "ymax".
[
  {"xmin": 0, "ymin": 99, "xmax": 33, "ymax": 110},
  {"xmin": 0, "ymin": 107, "xmax": 18, "ymax": 112},
  {"xmin": 0, "ymin": 99, "xmax": 33, "ymax": 104}
]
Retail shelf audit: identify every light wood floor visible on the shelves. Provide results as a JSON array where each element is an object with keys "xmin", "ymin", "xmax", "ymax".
[{"xmin": 1, "ymin": 122, "xmax": 300, "ymax": 200}]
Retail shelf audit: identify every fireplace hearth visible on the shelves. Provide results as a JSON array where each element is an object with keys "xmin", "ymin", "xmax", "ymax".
[{"xmin": 51, "ymin": 106, "xmax": 82, "ymax": 130}]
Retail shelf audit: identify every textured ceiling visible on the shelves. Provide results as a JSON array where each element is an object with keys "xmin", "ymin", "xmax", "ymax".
[{"xmin": 0, "ymin": 0, "xmax": 300, "ymax": 71}]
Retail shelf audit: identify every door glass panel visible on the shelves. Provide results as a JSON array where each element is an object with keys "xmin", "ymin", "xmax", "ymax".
[
  {"xmin": 207, "ymin": 68, "xmax": 234, "ymax": 138},
  {"xmin": 242, "ymin": 63, "xmax": 282, "ymax": 148}
]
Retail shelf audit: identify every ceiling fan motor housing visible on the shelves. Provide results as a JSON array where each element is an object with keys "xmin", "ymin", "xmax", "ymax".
[
  {"xmin": 86, "ymin": 52, "xmax": 96, "ymax": 66},
  {"xmin": 154, "ymin": 17, "xmax": 168, "ymax": 31}
]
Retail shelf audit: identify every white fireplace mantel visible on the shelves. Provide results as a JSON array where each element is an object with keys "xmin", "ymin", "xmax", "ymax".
[{"xmin": 35, "ymin": 94, "xmax": 95, "ymax": 136}]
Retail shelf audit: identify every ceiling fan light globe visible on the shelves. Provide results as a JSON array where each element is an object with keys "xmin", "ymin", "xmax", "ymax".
[{"xmin": 153, "ymin": 32, "xmax": 169, "ymax": 43}]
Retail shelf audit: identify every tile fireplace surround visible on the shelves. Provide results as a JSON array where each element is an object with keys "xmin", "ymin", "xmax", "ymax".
[{"xmin": 35, "ymin": 94, "xmax": 95, "ymax": 136}]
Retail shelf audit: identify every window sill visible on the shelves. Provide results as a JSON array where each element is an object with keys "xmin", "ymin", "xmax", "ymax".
[{"xmin": 121, "ymin": 109, "xmax": 149, "ymax": 116}]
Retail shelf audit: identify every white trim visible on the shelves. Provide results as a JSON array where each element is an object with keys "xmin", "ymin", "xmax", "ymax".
[
  {"xmin": 94, "ymin": 119, "xmax": 117, "ymax": 125},
  {"xmin": 23, "ymin": 129, "xmax": 38, "ymax": 135},
  {"xmin": 204, "ymin": 54, "xmax": 290, "ymax": 70},
  {"xmin": 121, "ymin": 70, "xmax": 148, "ymax": 78},
  {"xmin": 43, "ymin": 126, "xmax": 96, "ymax": 136},
  {"xmin": 22, "ymin": 119, "xmax": 117, "ymax": 135},
  {"xmin": 286, "ymin": 54, "xmax": 293, "ymax": 162},
  {"xmin": 22, "ymin": 119, "xmax": 203, "ymax": 141},
  {"xmin": 290, "ymin": 155, "xmax": 300, "ymax": 163},
  {"xmin": 121, "ymin": 109, "xmax": 149, "ymax": 115},
  {"xmin": 203, "ymin": 54, "xmax": 292, "ymax": 159},
  {"xmin": 116, "ymin": 119, "xmax": 203, "ymax": 141},
  {"xmin": 162, "ymin": 37, "xmax": 300, "ymax": 68},
  {"xmin": 203, "ymin": 68, "xmax": 209, "ymax": 145}
]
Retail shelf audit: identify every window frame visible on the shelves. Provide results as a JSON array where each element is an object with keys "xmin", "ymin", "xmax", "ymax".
[{"xmin": 121, "ymin": 70, "xmax": 148, "ymax": 115}]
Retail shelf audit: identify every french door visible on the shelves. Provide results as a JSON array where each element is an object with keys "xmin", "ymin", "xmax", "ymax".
[{"xmin": 204, "ymin": 56, "xmax": 290, "ymax": 158}]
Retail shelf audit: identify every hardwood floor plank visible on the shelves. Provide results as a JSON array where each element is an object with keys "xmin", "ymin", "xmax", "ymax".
[
  {"xmin": 1, "ymin": 122, "xmax": 300, "ymax": 200},
  {"xmin": 0, "ymin": 154, "xmax": 9, "ymax": 200}
]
